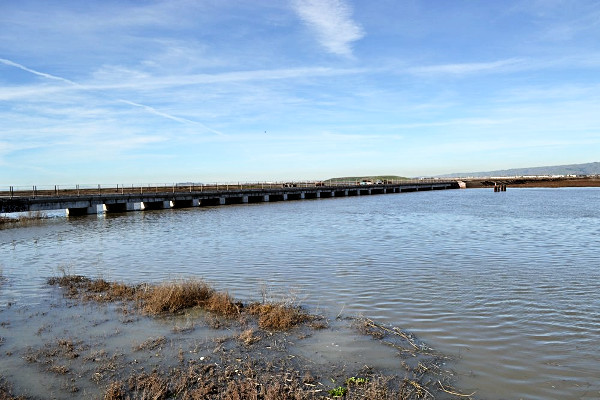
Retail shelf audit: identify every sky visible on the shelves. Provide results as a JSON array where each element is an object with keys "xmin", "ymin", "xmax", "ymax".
[{"xmin": 1, "ymin": 0, "xmax": 599, "ymax": 185}]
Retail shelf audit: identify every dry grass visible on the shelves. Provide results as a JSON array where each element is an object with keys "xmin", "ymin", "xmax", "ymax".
[
  {"xmin": 142, "ymin": 280, "xmax": 214, "ymax": 314},
  {"xmin": 99, "ymin": 366, "xmax": 428, "ymax": 400},
  {"xmin": 103, "ymin": 381, "xmax": 125, "ymax": 400},
  {"xmin": 247, "ymin": 303, "xmax": 311, "ymax": 331},
  {"xmin": 205, "ymin": 291, "xmax": 241, "ymax": 317},
  {"xmin": 238, "ymin": 329, "xmax": 260, "ymax": 346},
  {"xmin": 48, "ymin": 275, "xmax": 318, "ymax": 333}
]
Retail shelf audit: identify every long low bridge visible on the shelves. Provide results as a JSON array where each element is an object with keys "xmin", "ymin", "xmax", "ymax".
[{"xmin": 0, "ymin": 180, "xmax": 461, "ymax": 215}]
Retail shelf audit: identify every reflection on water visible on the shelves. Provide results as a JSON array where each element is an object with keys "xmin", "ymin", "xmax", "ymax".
[{"xmin": 1, "ymin": 188, "xmax": 599, "ymax": 399}]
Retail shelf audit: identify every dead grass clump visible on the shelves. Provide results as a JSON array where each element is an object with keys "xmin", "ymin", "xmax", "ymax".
[
  {"xmin": 48, "ymin": 364, "xmax": 69, "ymax": 375},
  {"xmin": 103, "ymin": 381, "xmax": 125, "ymax": 400},
  {"xmin": 205, "ymin": 291, "xmax": 241, "ymax": 317},
  {"xmin": 248, "ymin": 303, "xmax": 310, "ymax": 331},
  {"xmin": 47, "ymin": 275, "xmax": 137, "ymax": 302},
  {"xmin": 127, "ymin": 372, "xmax": 169, "ymax": 399},
  {"xmin": 142, "ymin": 280, "xmax": 214, "ymax": 314},
  {"xmin": 47, "ymin": 274, "xmax": 90, "ymax": 288},
  {"xmin": 238, "ymin": 329, "xmax": 260, "ymax": 346}
]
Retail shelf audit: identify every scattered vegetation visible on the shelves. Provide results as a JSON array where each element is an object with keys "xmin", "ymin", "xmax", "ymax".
[
  {"xmin": 24, "ymin": 274, "xmax": 466, "ymax": 399},
  {"xmin": 0, "ymin": 377, "xmax": 27, "ymax": 400}
]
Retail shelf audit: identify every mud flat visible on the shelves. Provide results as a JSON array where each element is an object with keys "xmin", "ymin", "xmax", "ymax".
[{"xmin": 0, "ymin": 275, "xmax": 472, "ymax": 399}]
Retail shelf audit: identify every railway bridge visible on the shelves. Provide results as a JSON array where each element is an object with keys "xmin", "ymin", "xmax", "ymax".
[{"xmin": 0, "ymin": 180, "xmax": 460, "ymax": 215}]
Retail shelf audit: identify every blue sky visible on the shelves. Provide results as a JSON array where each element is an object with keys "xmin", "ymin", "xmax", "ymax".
[{"xmin": 1, "ymin": 0, "xmax": 599, "ymax": 185}]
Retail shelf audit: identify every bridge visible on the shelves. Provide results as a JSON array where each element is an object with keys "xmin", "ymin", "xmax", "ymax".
[{"xmin": 0, "ymin": 180, "xmax": 461, "ymax": 215}]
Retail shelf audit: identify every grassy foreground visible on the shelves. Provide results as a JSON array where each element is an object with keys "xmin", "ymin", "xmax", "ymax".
[{"xmin": 0, "ymin": 275, "xmax": 471, "ymax": 399}]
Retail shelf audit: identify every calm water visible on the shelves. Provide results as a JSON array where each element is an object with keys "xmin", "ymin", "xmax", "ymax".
[{"xmin": 1, "ymin": 188, "xmax": 599, "ymax": 399}]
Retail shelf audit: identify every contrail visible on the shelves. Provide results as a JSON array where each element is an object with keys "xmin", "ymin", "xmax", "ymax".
[
  {"xmin": 0, "ymin": 57, "xmax": 222, "ymax": 135},
  {"xmin": 0, "ymin": 58, "xmax": 80, "ymax": 86},
  {"xmin": 118, "ymin": 100, "xmax": 223, "ymax": 135}
]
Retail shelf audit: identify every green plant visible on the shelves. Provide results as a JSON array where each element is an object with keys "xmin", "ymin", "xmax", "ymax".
[
  {"xmin": 328, "ymin": 386, "xmax": 347, "ymax": 398},
  {"xmin": 346, "ymin": 377, "xmax": 368, "ymax": 385}
]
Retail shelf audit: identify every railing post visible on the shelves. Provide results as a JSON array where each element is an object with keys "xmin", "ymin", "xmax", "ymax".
[
  {"xmin": 77, "ymin": 184, "xmax": 80, "ymax": 196},
  {"xmin": 10, "ymin": 186, "xmax": 13, "ymax": 198}
]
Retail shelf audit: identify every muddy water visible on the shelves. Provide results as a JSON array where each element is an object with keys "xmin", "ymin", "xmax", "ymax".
[{"xmin": 1, "ymin": 188, "xmax": 599, "ymax": 399}]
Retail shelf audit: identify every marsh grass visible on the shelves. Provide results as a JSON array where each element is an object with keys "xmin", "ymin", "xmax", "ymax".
[
  {"xmin": 247, "ymin": 302, "xmax": 311, "ymax": 331},
  {"xmin": 142, "ymin": 279, "xmax": 213, "ymax": 314},
  {"xmin": 47, "ymin": 275, "xmax": 317, "ymax": 332}
]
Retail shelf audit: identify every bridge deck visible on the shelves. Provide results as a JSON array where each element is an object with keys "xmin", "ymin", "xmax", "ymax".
[{"xmin": 1, "ymin": 181, "xmax": 460, "ymax": 214}]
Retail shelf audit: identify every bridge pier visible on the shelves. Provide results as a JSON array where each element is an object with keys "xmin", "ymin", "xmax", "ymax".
[
  {"xmin": 287, "ymin": 192, "xmax": 303, "ymax": 200},
  {"xmin": 104, "ymin": 202, "xmax": 141, "ymax": 213},
  {"xmin": 172, "ymin": 199, "xmax": 198, "ymax": 208},
  {"xmin": 142, "ymin": 201, "xmax": 172, "ymax": 210},
  {"xmin": 66, "ymin": 205, "xmax": 99, "ymax": 216}
]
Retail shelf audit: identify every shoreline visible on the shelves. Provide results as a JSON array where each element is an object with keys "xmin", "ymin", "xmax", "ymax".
[
  {"xmin": 0, "ymin": 275, "xmax": 466, "ymax": 400},
  {"xmin": 462, "ymin": 176, "xmax": 600, "ymax": 188}
]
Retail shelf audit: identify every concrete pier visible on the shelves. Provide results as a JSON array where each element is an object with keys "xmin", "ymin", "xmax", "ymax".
[{"xmin": 0, "ymin": 180, "xmax": 461, "ymax": 216}]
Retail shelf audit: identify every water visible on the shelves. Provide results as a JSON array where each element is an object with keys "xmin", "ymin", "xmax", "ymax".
[{"xmin": 1, "ymin": 188, "xmax": 599, "ymax": 399}]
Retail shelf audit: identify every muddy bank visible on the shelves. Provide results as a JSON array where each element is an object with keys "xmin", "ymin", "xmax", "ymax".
[
  {"xmin": 463, "ymin": 176, "xmax": 600, "ymax": 188},
  {"xmin": 0, "ymin": 275, "xmax": 471, "ymax": 399}
]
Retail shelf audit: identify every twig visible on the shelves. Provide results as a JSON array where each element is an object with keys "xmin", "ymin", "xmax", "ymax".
[
  {"xmin": 363, "ymin": 318, "xmax": 420, "ymax": 350},
  {"xmin": 438, "ymin": 380, "xmax": 476, "ymax": 397}
]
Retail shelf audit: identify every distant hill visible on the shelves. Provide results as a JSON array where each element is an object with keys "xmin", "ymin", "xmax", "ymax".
[{"xmin": 437, "ymin": 162, "xmax": 600, "ymax": 178}]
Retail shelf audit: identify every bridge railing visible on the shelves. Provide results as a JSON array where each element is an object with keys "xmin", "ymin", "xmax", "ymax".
[{"xmin": 0, "ymin": 179, "xmax": 453, "ymax": 198}]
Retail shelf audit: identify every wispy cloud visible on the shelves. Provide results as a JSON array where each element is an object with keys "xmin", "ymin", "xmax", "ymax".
[
  {"xmin": 117, "ymin": 100, "xmax": 223, "ymax": 135},
  {"xmin": 408, "ymin": 58, "xmax": 524, "ymax": 76},
  {"xmin": 0, "ymin": 58, "xmax": 222, "ymax": 134},
  {"xmin": 292, "ymin": 0, "xmax": 364, "ymax": 57}
]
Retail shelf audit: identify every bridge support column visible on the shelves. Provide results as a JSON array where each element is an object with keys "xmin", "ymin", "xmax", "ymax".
[
  {"xmin": 103, "ymin": 202, "xmax": 141, "ymax": 213},
  {"xmin": 66, "ymin": 205, "xmax": 99, "ymax": 216},
  {"xmin": 242, "ymin": 196, "xmax": 248, "ymax": 203},
  {"xmin": 219, "ymin": 197, "xmax": 226, "ymax": 205},
  {"xmin": 263, "ymin": 195, "xmax": 269, "ymax": 202}
]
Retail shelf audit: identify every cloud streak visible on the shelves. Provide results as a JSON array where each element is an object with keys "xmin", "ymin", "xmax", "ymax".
[
  {"xmin": 117, "ymin": 100, "xmax": 223, "ymax": 135},
  {"xmin": 408, "ymin": 58, "xmax": 524, "ymax": 76},
  {"xmin": 0, "ymin": 58, "xmax": 221, "ymax": 134},
  {"xmin": 292, "ymin": 0, "xmax": 364, "ymax": 57},
  {"xmin": 0, "ymin": 58, "xmax": 80, "ymax": 86}
]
